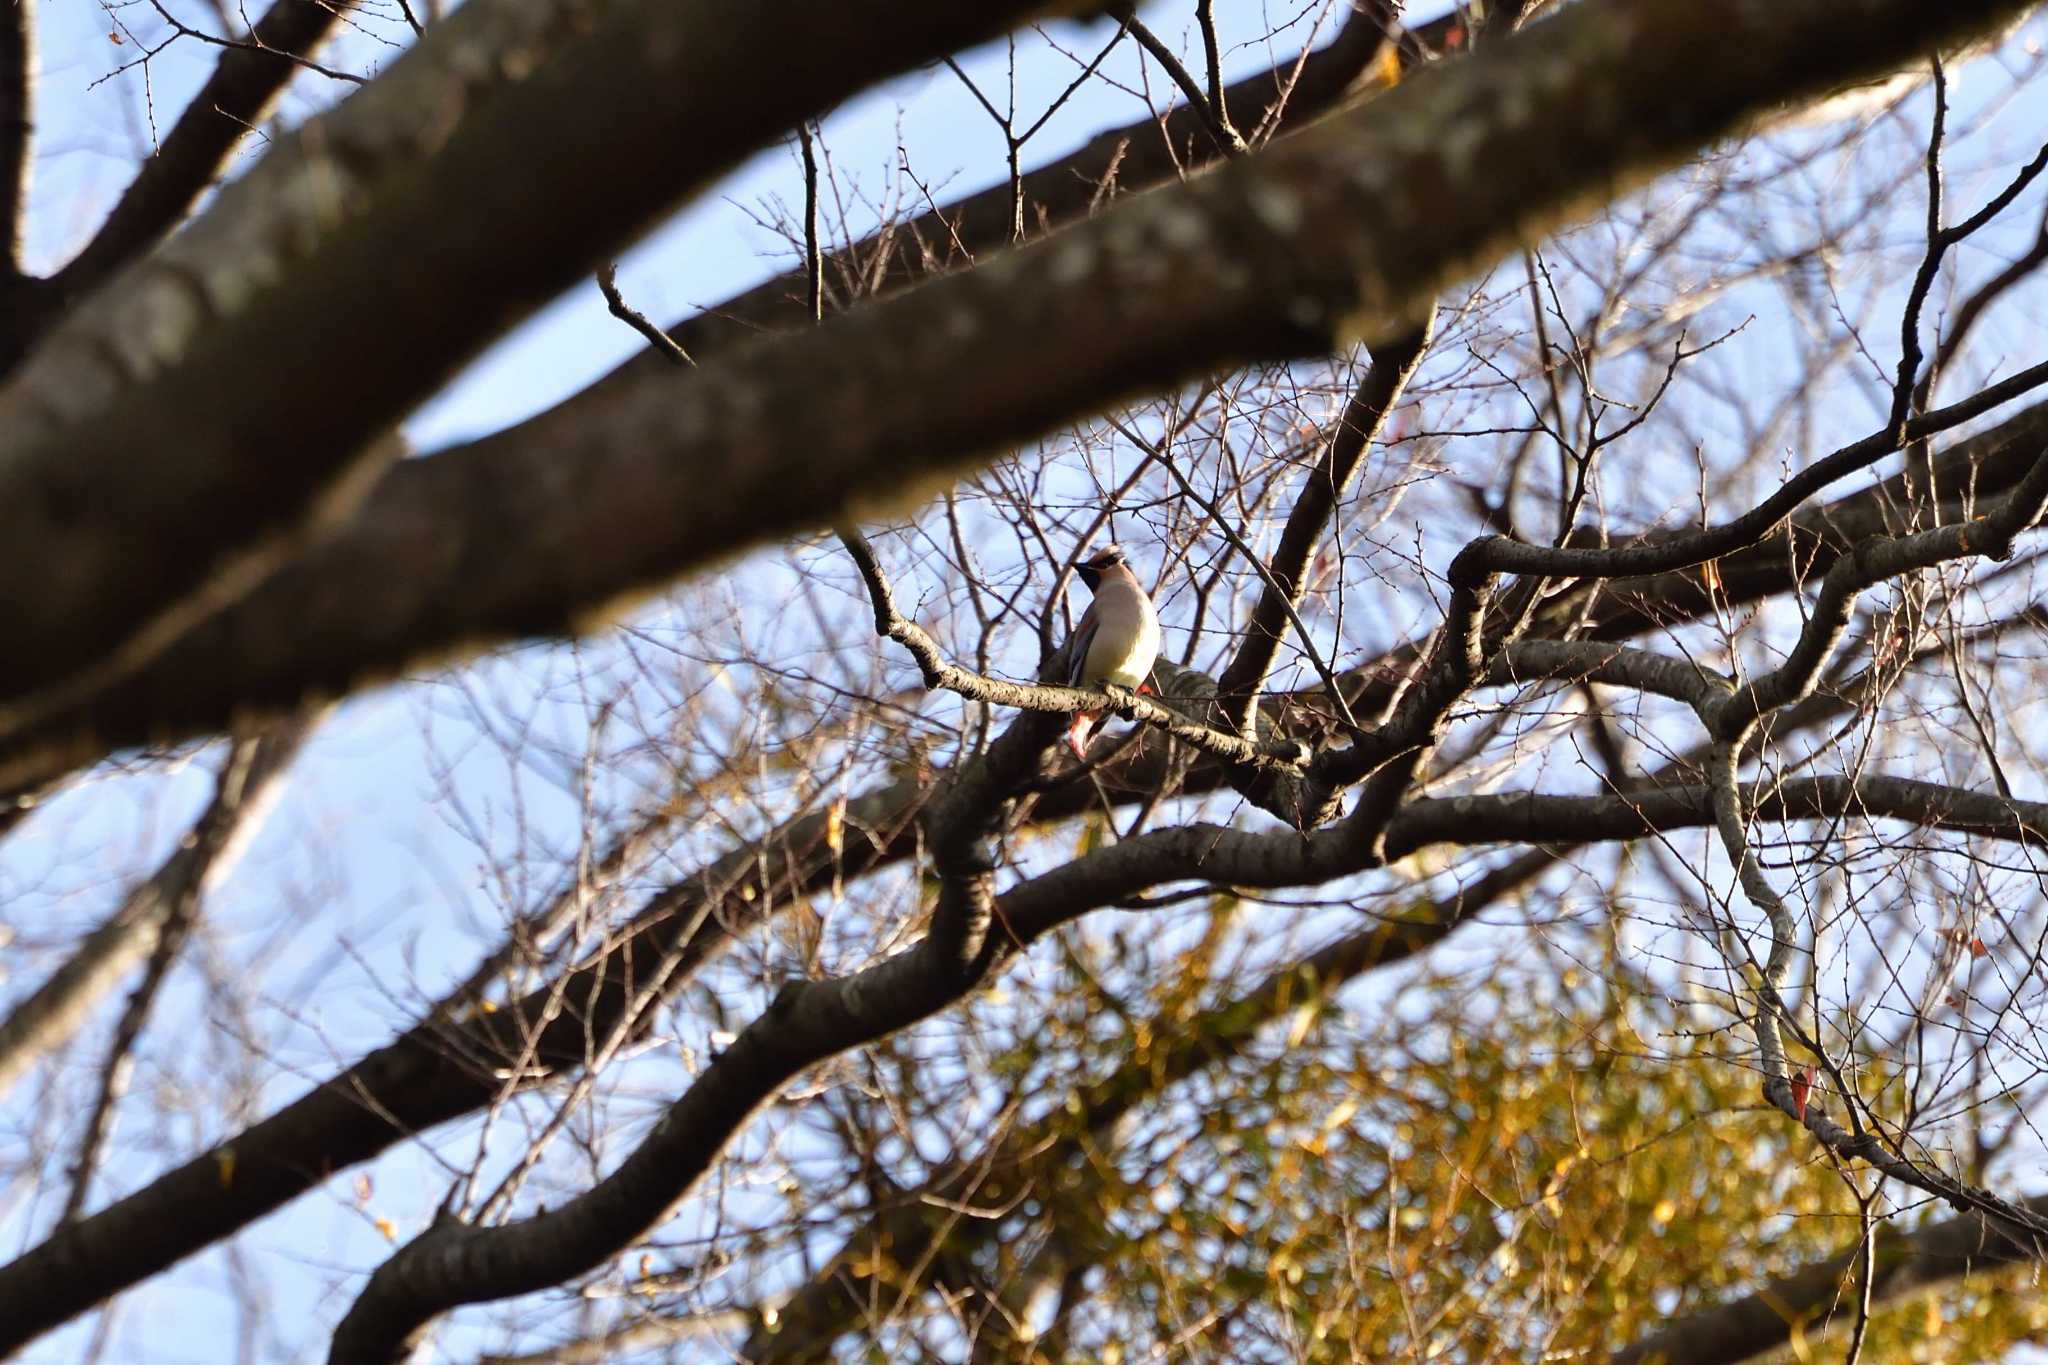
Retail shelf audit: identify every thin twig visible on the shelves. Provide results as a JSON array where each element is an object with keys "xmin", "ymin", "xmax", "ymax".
[
  {"xmin": 798, "ymin": 121, "xmax": 825, "ymax": 324},
  {"xmin": 1123, "ymin": 11, "xmax": 1245, "ymax": 155},
  {"xmin": 1109, "ymin": 414, "xmax": 1360, "ymax": 731},
  {"xmin": 596, "ymin": 263, "xmax": 693, "ymax": 367}
]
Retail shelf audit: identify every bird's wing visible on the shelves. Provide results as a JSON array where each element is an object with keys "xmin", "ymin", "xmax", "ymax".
[{"xmin": 1065, "ymin": 601, "xmax": 1101, "ymax": 687}]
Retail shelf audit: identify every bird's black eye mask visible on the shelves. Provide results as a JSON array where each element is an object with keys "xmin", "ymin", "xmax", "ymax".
[{"xmin": 1075, "ymin": 547, "xmax": 1125, "ymax": 592}]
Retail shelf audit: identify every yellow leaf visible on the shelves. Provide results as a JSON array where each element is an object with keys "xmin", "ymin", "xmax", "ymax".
[
  {"xmin": 1323, "ymin": 1099, "xmax": 1359, "ymax": 1133},
  {"xmin": 1368, "ymin": 41, "xmax": 1402, "ymax": 88},
  {"xmin": 374, "ymin": 1216, "xmax": 398, "ymax": 1242}
]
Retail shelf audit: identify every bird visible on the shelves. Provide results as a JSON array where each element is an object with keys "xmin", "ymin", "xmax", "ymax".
[{"xmin": 1060, "ymin": 544, "xmax": 1161, "ymax": 758}]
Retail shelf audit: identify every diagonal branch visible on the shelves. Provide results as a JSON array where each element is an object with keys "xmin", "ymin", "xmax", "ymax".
[
  {"xmin": 1121, "ymin": 10, "xmax": 1246, "ymax": 155},
  {"xmin": 0, "ymin": 0, "xmax": 2026, "ymax": 797},
  {"xmin": 0, "ymin": 0, "xmax": 1086, "ymax": 739},
  {"xmin": 1611, "ymin": 1193, "xmax": 2048, "ymax": 1365},
  {"xmin": 1215, "ymin": 321, "xmax": 1433, "ymax": 733},
  {"xmin": 1450, "ymin": 354, "xmax": 2048, "ymax": 586},
  {"xmin": 46, "ymin": 1, "xmax": 358, "ymax": 307}
]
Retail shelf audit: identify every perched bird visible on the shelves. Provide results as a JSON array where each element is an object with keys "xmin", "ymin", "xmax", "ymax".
[{"xmin": 1061, "ymin": 545, "xmax": 1161, "ymax": 758}]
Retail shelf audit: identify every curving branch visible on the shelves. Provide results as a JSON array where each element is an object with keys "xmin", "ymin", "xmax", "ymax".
[
  {"xmin": 1449, "ymin": 355, "xmax": 2048, "ymax": 587},
  {"xmin": 1612, "ymin": 1193, "xmax": 2048, "ymax": 1365},
  {"xmin": 1709, "ymin": 440, "xmax": 2048, "ymax": 737}
]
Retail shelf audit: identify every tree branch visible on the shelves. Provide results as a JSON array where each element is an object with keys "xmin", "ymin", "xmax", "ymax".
[
  {"xmin": 44, "ymin": 1, "xmax": 357, "ymax": 311},
  {"xmin": 0, "ymin": 0, "xmax": 32, "ymax": 283},
  {"xmin": 0, "ymin": 0, "xmax": 1088, "ymax": 738},
  {"xmin": 1121, "ymin": 10, "xmax": 1246, "ymax": 155},
  {"xmin": 2, "ymin": 0, "xmax": 2026, "ymax": 795},
  {"xmin": 1215, "ymin": 322, "xmax": 1433, "ymax": 732},
  {"xmin": 0, "ymin": 717, "xmax": 311, "ymax": 1100},
  {"xmin": 1452, "ymin": 354, "xmax": 2048, "ymax": 586},
  {"xmin": 1611, "ymin": 1193, "xmax": 2048, "ymax": 1365}
]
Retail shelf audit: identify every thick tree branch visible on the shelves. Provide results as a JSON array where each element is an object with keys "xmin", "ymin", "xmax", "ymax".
[
  {"xmin": 1612, "ymin": 1194, "xmax": 2048, "ymax": 1365},
  {"xmin": 0, "ymin": 0, "xmax": 31, "ymax": 282},
  {"xmin": 631, "ymin": 0, "xmax": 1409, "ymax": 369},
  {"xmin": 1379, "ymin": 774, "xmax": 2048, "ymax": 859},
  {"xmin": 0, "ymin": 0, "xmax": 2025, "ymax": 793},
  {"xmin": 0, "ymin": 0, "xmax": 1090, "ymax": 736}
]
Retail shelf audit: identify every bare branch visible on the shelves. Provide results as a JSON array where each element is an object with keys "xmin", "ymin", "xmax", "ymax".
[
  {"xmin": 1448, "ymin": 355, "xmax": 2048, "ymax": 586},
  {"xmin": 1215, "ymin": 322, "xmax": 1433, "ymax": 732},
  {"xmin": 1120, "ymin": 9, "xmax": 1246, "ymax": 154},
  {"xmin": 0, "ymin": 717, "xmax": 313, "ymax": 1100},
  {"xmin": 39, "ymin": 1, "xmax": 354, "ymax": 316},
  {"xmin": 594, "ymin": 264, "xmax": 692, "ymax": 367}
]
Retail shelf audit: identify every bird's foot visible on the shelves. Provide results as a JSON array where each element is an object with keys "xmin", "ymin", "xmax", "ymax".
[{"xmin": 1067, "ymin": 711, "xmax": 1098, "ymax": 758}]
